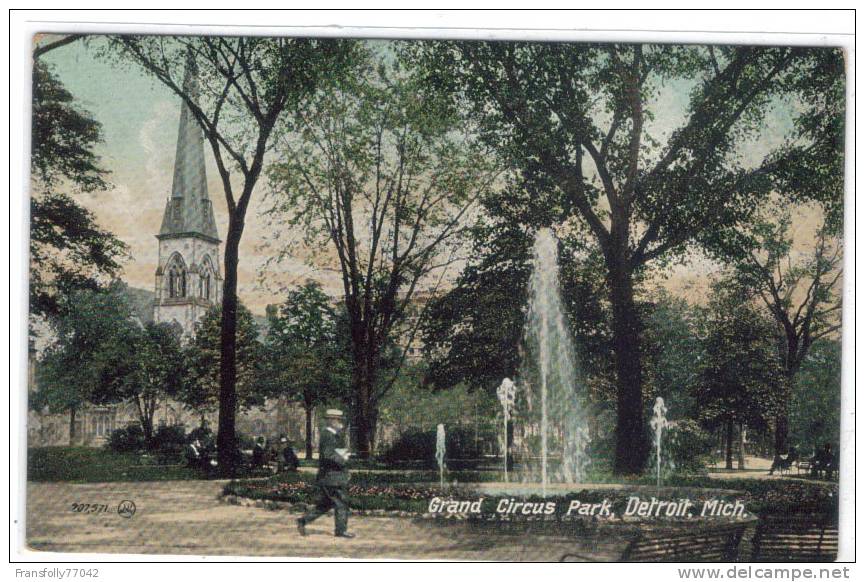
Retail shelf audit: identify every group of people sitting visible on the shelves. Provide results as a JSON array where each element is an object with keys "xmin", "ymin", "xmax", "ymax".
[
  {"xmin": 252, "ymin": 435, "xmax": 300, "ymax": 472},
  {"xmin": 185, "ymin": 434, "xmax": 301, "ymax": 474},
  {"xmin": 769, "ymin": 443, "xmax": 838, "ymax": 480}
]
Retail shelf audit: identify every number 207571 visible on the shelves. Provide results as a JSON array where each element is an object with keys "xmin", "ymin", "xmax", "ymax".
[{"xmin": 70, "ymin": 503, "xmax": 111, "ymax": 514}]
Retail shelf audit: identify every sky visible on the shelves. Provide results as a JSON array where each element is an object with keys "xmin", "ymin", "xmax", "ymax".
[{"xmin": 35, "ymin": 35, "xmax": 826, "ymax": 315}]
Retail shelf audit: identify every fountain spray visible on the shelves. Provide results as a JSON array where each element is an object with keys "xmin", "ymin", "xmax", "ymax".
[
  {"xmin": 497, "ymin": 378, "xmax": 516, "ymax": 482},
  {"xmin": 650, "ymin": 397, "xmax": 669, "ymax": 488},
  {"xmin": 519, "ymin": 228, "xmax": 590, "ymax": 492},
  {"xmin": 435, "ymin": 424, "xmax": 446, "ymax": 489}
]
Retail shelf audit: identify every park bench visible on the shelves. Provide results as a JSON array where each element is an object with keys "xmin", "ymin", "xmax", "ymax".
[
  {"xmin": 750, "ymin": 514, "xmax": 838, "ymax": 562},
  {"xmin": 560, "ymin": 521, "xmax": 748, "ymax": 562}
]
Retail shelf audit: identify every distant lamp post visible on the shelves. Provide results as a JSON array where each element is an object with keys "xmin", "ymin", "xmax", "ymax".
[{"xmin": 497, "ymin": 378, "xmax": 516, "ymax": 482}]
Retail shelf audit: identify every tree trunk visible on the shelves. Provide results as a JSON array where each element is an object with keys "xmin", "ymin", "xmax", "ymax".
[
  {"xmin": 351, "ymin": 375, "xmax": 373, "ymax": 459},
  {"xmin": 506, "ymin": 418, "xmax": 514, "ymax": 471},
  {"xmin": 216, "ymin": 222, "xmax": 242, "ymax": 477},
  {"xmin": 608, "ymin": 266, "xmax": 648, "ymax": 475},
  {"xmin": 725, "ymin": 420, "xmax": 734, "ymax": 470},
  {"xmin": 69, "ymin": 407, "xmax": 77, "ymax": 444},
  {"xmin": 737, "ymin": 423, "xmax": 746, "ymax": 470},
  {"xmin": 349, "ymin": 338, "xmax": 380, "ymax": 459},
  {"xmin": 773, "ymin": 374, "xmax": 793, "ymax": 456},
  {"xmin": 304, "ymin": 402, "xmax": 314, "ymax": 460},
  {"xmin": 142, "ymin": 417, "xmax": 154, "ymax": 447},
  {"xmin": 137, "ymin": 396, "xmax": 155, "ymax": 448}
]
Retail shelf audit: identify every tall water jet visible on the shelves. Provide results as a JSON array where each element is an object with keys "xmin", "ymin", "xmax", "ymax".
[
  {"xmin": 435, "ymin": 424, "xmax": 446, "ymax": 489},
  {"xmin": 515, "ymin": 228, "xmax": 590, "ymax": 493},
  {"xmin": 650, "ymin": 397, "xmax": 669, "ymax": 488},
  {"xmin": 497, "ymin": 378, "xmax": 516, "ymax": 482}
]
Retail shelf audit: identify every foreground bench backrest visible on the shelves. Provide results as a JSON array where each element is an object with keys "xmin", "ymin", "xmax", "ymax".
[
  {"xmin": 620, "ymin": 522, "xmax": 747, "ymax": 562},
  {"xmin": 560, "ymin": 522, "xmax": 748, "ymax": 562},
  {"xmin": 751, "ymin": 514, "xmax": 838, "ymax": 562}
]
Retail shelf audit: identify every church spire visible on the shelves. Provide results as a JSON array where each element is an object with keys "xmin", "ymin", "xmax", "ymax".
[{"xmin": 158, "ymin": 51, "xmax": 220, "ymax": 243}]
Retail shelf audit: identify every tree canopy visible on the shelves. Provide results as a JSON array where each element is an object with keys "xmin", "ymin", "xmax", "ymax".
[
  {"xmin": 262, "ymin": 281, "xmax": 351, "ymax": 457},
  {"xmin": 181, "ymin": 303, "xmax": 264, "ymax": 413},
  {"xmin": 265, "ymin": 45, "xmax": 499, "ymax": 455},
  {"xmin": 408, "ymin": 41, "xmax": 844, "ymax": 474},
  {"xmin": 30, "ymin": 60, "xmax": 127, "ymax": 322}
]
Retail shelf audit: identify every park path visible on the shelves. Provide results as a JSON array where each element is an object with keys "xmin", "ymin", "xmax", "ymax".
[
  {"xmin": 26, "ymin": 480, "xmax": 609, "ymax": 561},
  {"xmin": 707, "ymin": 455, "xmax": 809, "ymax": 480}
]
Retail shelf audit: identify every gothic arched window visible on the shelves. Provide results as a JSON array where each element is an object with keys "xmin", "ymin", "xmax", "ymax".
[
  {"xmin": 166, "ymin": 254, "xmax": 187, "ymax": 299},
  {"xmin": 199, "ymin": 256, "xmax": 215, "ymax": 301}
]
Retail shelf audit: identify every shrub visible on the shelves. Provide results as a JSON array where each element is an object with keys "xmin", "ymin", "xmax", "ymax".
[
  {"xmin": 665, "ymin": 419, "xmax": 715, "ymax": 473},
  {"xmin": 149, "ymin": 425, "xmax": 188, "ymax": 464},
  {"xmin": 106, "ymin": 425, "xmax": 145, "ymax": 453},
  {"xmin": 236, "ymin": 432, "xmax": 257, "ymax": 449},
  {"xmin": 381, "ymin": 427, "xmax": 480, "ymax": 466}
]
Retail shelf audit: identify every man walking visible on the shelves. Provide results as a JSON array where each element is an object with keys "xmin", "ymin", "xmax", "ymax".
[{"xmin": 297, "ymin": 409, "xmax": 354, "ymax": 538}]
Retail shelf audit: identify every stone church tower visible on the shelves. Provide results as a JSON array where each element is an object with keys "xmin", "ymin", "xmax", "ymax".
[{"xmin": 153, "ymin": 57, "xmax": 221, "ymax": 339}]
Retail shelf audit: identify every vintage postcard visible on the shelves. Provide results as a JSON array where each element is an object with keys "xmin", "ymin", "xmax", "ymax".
[{"xmin": 16, "ymin": 17, "xmax": 851, "ymax": 564}]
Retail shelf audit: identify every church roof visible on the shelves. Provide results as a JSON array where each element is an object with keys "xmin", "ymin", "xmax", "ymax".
[{"xmin": 158, "ymin": 53, "xmax": 220, "ymax": 243}]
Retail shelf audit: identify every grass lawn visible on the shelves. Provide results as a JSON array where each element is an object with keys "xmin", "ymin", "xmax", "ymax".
[{"xmin": 27, "ymin": 447, "xmax": 202, "ymax": 483}]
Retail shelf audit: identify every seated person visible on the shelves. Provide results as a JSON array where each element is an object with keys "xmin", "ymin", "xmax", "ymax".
[
  {"xmin": 252, "ymin": 436, "xmax": 267, "ymax": 468},
  {"xmin": 812, "ymin": 443, "xmax": 835, "ymax": 479},
  {"xmin": 816, "ymin": 443, "xmax": 837, "ymax": 480},
  {"xmin": 280, "ymin": 436, "xmax": 300, "ymax": 472},
  {"xmin": 186, "ymin": 439, "xmax": 207, "ymax": 470}
]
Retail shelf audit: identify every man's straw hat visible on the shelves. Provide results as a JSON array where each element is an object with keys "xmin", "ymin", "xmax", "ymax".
[{"xmin": 324, "ymin": 409, "xmax": 344, "ymax": 419}]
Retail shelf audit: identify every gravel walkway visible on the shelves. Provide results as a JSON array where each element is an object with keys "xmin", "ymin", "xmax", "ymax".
[{"xmin": 26, "ymin": 480, "xmax": 607, "ymax": 561}]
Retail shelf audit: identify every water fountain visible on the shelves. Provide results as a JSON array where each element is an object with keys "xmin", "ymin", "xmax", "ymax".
[
  {"xmin": 514, "ymin": 228, "xmax": 590, "ymax": 495},
  {"xmin": 435, "ymin": 424, "xmax": 446, "ymax": 489},
  {"xmin": 434, "ymin": 229, "xmax": 749, "ymax": 544},
  {"xmin": 650, "ymin": 397, "xmax": 669, "ymax": 488},
  {"xmin": 496, "ymin": 378, "xmax": 516, "ymax": 482},
  {"xmin": 429, "ymin": 231, "xmax": 749, "ymax": 545}
]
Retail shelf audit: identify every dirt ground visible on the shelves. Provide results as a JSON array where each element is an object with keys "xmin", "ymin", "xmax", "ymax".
[
  {"xmin": 707, "ymin": 455, "xmax": 808, "ymax": 480},
  {"xmin": 25, "ymin": 480, "xmax": 612, "ymax": 561}
]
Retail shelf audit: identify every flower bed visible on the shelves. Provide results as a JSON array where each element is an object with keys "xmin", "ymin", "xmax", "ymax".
[{"xmin": 222, "ymin": 471, "xmax": 839, "ymax": 520}]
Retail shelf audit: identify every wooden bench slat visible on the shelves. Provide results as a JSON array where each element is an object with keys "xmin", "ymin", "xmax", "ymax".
[
  {"xmin": 618, "ymin": 523, "xmax": 745, "ymax": 562},
  {"xmin": 751, "ymin": 514, "xmax": 838, "ymax": 562}
]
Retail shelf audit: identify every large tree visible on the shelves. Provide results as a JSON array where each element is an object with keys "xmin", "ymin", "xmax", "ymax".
[
  {"xmin": 30, "ymin": 55, "xmax": 126, "ymax": 324},
  {"xmin": 111, "ymin": 36, "xmax": 355, "ymax": 474},
  {"xmin": 789, "ymin": 338, "xmax": 842, "ymax": 454},
  {"xmin": 263, "ymin": 281, "xmax": 350, "ymax": 458},
  {"xmin": 695, "ymin": 281, "xmax": 783, "ymax": 470},
  {"xmin": 731, "ymin": 214, "xmax": 842, "ymax": 455},
  {"xmin": 91, "ymin": 321, "xmax": 185, "ymax": 444},
  {"xmin": 31, "ymin": 284, "xmax": 133, "ymax": 441},
  {"xmin": 181, "ymin": 303, "xmax": 264, "ymax": 418},
  {"xmin": 411, "ymin": 42, "xmax": 843, "ymax": 474},
  {"xmin": 265, "ymin": 47, "xmax": 498, "ymax": 456}
]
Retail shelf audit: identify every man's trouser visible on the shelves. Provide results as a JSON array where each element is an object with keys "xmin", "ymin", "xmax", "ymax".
[{"xmin": 299, "ymin": 484, "xmax": 349, "ymax": 534}]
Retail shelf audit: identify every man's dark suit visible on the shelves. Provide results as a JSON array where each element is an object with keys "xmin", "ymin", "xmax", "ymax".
[{"xmin": 299, "ymin": 427, "xmax": 350, "ymax": 534}]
